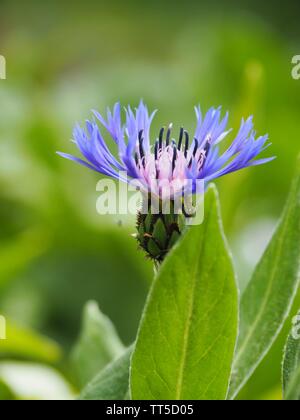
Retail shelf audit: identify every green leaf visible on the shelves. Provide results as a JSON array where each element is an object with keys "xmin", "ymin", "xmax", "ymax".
[
  {"xmin": 71, "ymin": 301, "xmax": 125, "ymax": 387},
  {"xmin": 229, "ymin": 160, "xmax": 300, "ymax": 399},
  {"xmin": 130, "ymin": 185, "xmax": 238, "ymax": 400},
  {"xmin": 0, "ymin": 362, "xmax": 74, "ymax": 400},
  {"xmin": 283, "ymin": 344, "xmax": 300, "ymax": 401},
  {"xmin": 0, "ymin": 380, "xmax": 15, "ymax": 400},
  {"xmin": 79, "ymin": 347, "xmax": 132, "ymax": 400},
  {"xmin": 282, "ymin": 311, "xmax": 300, "ymax": 400},
  {"xmin": 0, "ymin": 320, "xmax": 61, "ymax": 364}
]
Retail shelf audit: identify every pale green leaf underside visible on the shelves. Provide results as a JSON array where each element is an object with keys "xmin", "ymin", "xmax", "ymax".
[
  {"xmin": 79, "ymin": 347, "xmax": 132, "ymax": 400},
  {"xmin": 229, "ymin": 161, "xmax": 300, "ymax": 399},
  {"xmin": 71, "ymin": 301, "xmax": 124, "ymax": 387},
  {"xmin": 130, "ymin": 185, "xmax": 238, "ymax": 400}
]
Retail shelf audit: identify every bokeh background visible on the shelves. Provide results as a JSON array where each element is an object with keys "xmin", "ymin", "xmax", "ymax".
[{"xmin": 0, "ymin": 0, "xmax": 300, "ymax": 400}]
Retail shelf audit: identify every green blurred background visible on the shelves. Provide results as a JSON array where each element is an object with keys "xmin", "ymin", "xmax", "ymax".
[{"xmin": 0, "ymin": 0, "xmax": 300, "ymax": 400}]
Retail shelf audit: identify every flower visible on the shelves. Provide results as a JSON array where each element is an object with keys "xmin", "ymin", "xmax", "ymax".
[
  {"xmin": 58, "ymin": 100, "xmax": 274, "ymax": 199},
  {"xmin": 58, "ymin": 100, "xmax": 274, "ymax": 262}
]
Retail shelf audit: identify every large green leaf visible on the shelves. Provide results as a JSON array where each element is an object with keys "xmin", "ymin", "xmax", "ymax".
[
  {"xmin": 229, "ymin": 161, "xmax": 300, "ymax": 399},
  {"xmin": 130, "ymin": 185, "xmax": 238, "ymax": 400},
  {"xmin": 282, "ymin": 311, "xmax": 300, "ymax": 400},
  {"xmin": 71, "ymin": 301, "xmax": 124, "ymax": 387},
  {"xmin": 79, "ymin": 347, "xmax": 132, "ymax": 400}
]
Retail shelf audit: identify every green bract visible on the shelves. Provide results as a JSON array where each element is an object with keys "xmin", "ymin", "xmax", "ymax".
[{"xmin": 136, "ymin": 206, "xmax": 185, "ymax": 263}]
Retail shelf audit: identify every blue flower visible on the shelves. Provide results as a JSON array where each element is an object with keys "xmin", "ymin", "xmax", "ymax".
[{"xmin": 58, "ymin": 101, "xmax": 274, "ymax": 197}]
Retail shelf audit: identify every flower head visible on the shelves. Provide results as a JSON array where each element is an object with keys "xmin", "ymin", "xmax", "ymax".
[
  {"xmin": 58, "ymin": 101, "xmax": 274, "ymax": 262},
  {"xmin": 58, "ymin": 101, "xmax": 274, "ymax": 199}
]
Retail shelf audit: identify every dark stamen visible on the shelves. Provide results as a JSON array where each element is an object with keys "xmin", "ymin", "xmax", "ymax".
[
  {"xmin": 198, "ymin": 151, "xmax": 205, "ymax": 168},
  {"xmin": 166, "ymin": 124, "xmax": 172, "ymax": 146},
  {"xmin": 159, "ymin": 127, "xmax": 164, "ymax": 150},
  {"xmin": 187, "ymin": 138, "xmax": 199, "ymax": 169},
  {"xmin": 203, "ymin": 140, "xmax": 211, "ymax": 157},
  {"xmin": 154, "ymin": 140, "xmax": 159, "ymax": 161},
  {"xmin": 138, "ymin": 130, "xmax": 145, "ymax": 167},
  {"xmin": 134, "ymin": 152, "xmax": 139, "ymax": 166},
  {"xmin": 193, "ymin": 138, "xmax": 199, "ymax": 156},
  {"xmin": 139, "ymin": 136, "xmax": 144, "ymax": 158},
  {"xmin": 184, "ymin": 131, "xmax": 189, "ymax": 158},
  {"xmin": 172, "ymin": 147, "xmax": 177, "ymax": 172},
  {"xmin": 178, "ymin": 127, "xmax": 184, "ymax": 150}
]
